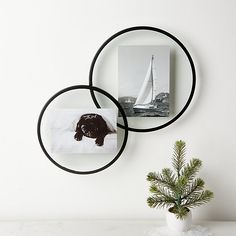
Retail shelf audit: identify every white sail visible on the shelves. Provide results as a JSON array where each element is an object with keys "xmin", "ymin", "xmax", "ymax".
[
  {"xmin": 134, "ymin": 56, "xmax": 157, "ymax": 107},
  {"xmin": 152, "ymin": 56, "xmax": 158, "ymax": 100}
]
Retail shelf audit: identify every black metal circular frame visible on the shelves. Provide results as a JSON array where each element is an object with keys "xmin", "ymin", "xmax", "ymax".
[
  {"xmin": 37, "ymin": 85, "xmax": 129, "ymax": 175},
  {"xmin": 89, "ymin": 26, "xmax": 196, "ymax": 132}
]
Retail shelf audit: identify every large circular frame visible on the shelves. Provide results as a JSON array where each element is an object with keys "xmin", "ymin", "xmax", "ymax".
[
  {"xmin": 89, "ymin": 26, "xmax": 196, "ymax": 132},
  {"xmin": 37, "ymin": 85, "xmax": 129, "ymax": 175}
]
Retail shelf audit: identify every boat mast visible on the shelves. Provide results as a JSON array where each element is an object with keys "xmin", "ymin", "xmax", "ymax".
[{"xmin": 151, "ymin": 55, "xmax": 154, "ymax": 103}]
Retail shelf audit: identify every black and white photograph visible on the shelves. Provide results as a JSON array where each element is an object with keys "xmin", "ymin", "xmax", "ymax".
[
  {"xmin": 50, "ymin": 109, "xmax": 117, "ymax": 154},
  {"xmin": 118, "ymin": 45, "xmax": 170, "ymax": 117}
]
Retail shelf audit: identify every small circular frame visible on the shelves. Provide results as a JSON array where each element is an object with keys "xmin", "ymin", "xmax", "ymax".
[
  {"xmin": 37, "ymin": 85, "xmax": 129, "ymax": 175},
  {"xmin": 89, "ymin": 26, "xmax": 196, "ymax": 132}
]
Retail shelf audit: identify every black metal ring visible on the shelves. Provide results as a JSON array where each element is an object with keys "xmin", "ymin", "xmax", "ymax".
[
  {"xmin": 37, "ymin": 85, "xmax": 128, "ymax": 175},
  {"xmin": 89, "ymin": 26, "xmax": 196, "ymax": 132}
]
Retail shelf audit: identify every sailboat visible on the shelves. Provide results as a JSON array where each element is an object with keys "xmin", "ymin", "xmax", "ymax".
[{"xmin": 133, "ymin": 55, "xmax": 158, "ymax": 113}]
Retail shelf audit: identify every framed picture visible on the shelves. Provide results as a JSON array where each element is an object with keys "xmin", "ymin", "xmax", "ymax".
[
  {"xmin": 50, "ymin": 108, "xmax": 117, "ymax": 154},
  {"xmin": 118, "ymin": 45, "xmax": 170, "ymax": 117}
]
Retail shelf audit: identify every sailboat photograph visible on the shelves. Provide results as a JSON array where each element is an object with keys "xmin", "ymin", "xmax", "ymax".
[{"xmin": 118, "ymin": 45, "xmax": 170, "ymax": 117}]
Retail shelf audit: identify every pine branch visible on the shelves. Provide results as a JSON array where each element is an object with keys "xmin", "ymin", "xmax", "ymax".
[
  {"xmin": 171, "ymin": 206, "xmax": 190, "ymax": 219},
  {"xmin": 147, "ymin": 196, "xmax": 175, "ymax": 209},
  {"xmin": 181, "ymin": 158, "xmax": 202, "ymax": 182},
  {"xmin": 162, "ymin": 168, "xmax": 177, "ymax": 186},
  {"xmin": 182, "ymin": 178, "xmax": 205, "ymax": 200},
  {"xmin": 147, "ymin": 172, "xmax": 176, "ymax": 192},
  {"xmin": 175, "ymin": 175, "xmax": 188, "ymax": 196},
  {"xmin": 172, "ymin": 140, "xmax": 186, "ymax": 177},
  {"xmin": 149, "ymin": 184, "xmax": 176, "ymax": 202},
  {"xmin": 183, "ymin": 190, "xmax": 214, "ymax": 208},
  {"xmin": 147, "ymin": 172, "xmax": 159, "ymax": 182}
]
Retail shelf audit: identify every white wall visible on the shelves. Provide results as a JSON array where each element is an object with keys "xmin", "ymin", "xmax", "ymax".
[{"xmin": 0, "ymin": 0, "xmax": 236, "ymax": 221}]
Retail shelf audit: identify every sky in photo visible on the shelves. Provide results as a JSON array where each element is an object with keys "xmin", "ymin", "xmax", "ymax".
[{"xmin": 118, "ymin": 45, "xmax": 170, "ymax": 98}]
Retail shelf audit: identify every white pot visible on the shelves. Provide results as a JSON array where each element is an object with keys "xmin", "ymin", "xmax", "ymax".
[{"xmin": 166, "ymin": 208, "xmax": 192, "ymax": 232}]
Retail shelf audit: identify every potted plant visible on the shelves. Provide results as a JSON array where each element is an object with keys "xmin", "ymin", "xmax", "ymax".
[{"xmin": 147, "ymin": 140, "xmax": 214, "ymax": 232}]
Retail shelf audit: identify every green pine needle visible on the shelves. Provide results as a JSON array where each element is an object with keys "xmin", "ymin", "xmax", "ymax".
[
  {"xmin": 172, "ymin": 140, "xmax": 186, "ymax": 176},
  {"xmin": 182, "ymin": 178, "xmax": 205, "ymax": 200},
  {"xmin": 183, "ymin": 190, "xmax": 214, "ymax": 208},
  {"xmin": 147, "ymin": 172, "xmax": 176, "ymax": 192},
  {"xmin": 162, "ymin": 168, "xmax": 177, "ymax": 186},
  {"xmin": 170, "ymin": 206, "xmax": 190, "ymax": 219},
  {"xmin": 181, "ymin": 158, "xmax": 202, "ymax": 181}
]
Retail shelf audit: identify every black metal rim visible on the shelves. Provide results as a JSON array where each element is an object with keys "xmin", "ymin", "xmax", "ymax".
[
  {"xmin": 37, "ymin": 85, "xmax": 129, "ymax": 175},
  {"xmin": 89, "ymin": 26, "xmax": 196, "ymax": 132}
]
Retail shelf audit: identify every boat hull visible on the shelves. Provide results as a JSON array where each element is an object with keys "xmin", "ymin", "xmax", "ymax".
[
  {"xmin": 133, "ymin": 107, "xmax": 156, "ymax": 113},
  {"xmin": 133, "ymin": 105, "xmax": 157, "ymax": 113}
]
